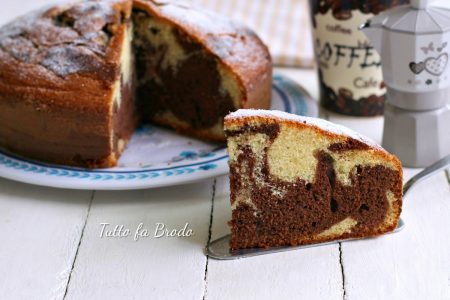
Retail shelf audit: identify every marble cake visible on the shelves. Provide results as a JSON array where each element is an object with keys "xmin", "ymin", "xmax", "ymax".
[
  {"xmin": 0, "ymin": 0, "xmax": 272, "ymax": 168},
  {"xmin": 224, "ymin": 109, "xmax": 403, "ymax": 249}
]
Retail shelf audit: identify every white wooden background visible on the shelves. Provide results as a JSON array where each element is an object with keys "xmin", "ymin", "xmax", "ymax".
[{"xmin": 1, "ymin": 2, "xmax": 450, "ymax": 300}]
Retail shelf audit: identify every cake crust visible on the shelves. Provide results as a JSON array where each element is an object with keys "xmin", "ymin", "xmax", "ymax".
[
  {"xmin": 225, "ymin": 110, "xmax": 403, "ymax": 249},
  {"xmin": 0, "ymin": 0, "xmax": 134, "ymax": 168}
]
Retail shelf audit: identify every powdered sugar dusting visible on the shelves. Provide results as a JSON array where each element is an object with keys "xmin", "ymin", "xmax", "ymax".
[
  {"xmin": 0, "ymin": 0, "xmax": 125, "ymax": 79},
  {"xmin": 147, "ymin": 0, "xmax": 267, "ymax": 70},
  {"xmin": 153, "ymin": 1, "xmax": 240, "ymax": 34},
  {"xmin": 41, "ymin": 45, "xmax": 104, "ymax": 77},
  {"xmin": 226, "ymin": 109, "xmax": 383, "ymax": 150}
]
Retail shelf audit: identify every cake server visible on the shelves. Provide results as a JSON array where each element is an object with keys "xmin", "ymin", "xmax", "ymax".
[{"xmin": 206, "ymin": 154, "xmax": 450, "ymax": 260}]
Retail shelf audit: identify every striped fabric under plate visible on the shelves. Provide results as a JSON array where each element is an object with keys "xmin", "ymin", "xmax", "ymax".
[{"xmin": 189, "ymin": 0, "xmax": 314, "ymax": 68}]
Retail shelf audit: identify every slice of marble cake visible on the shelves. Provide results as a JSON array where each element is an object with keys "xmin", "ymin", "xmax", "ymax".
[{"xmin": 224, "ymin": 109, "xmax": 403, "ymax": 250}]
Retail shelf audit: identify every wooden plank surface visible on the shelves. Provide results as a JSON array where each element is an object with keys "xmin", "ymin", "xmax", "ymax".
[
  {"xmin": 0, "ymin": 178, "xmax": 92, "ymax": 300},
  {"xmin": 64, "ymin": 181, "xmax": 214, "ymax": 300}
]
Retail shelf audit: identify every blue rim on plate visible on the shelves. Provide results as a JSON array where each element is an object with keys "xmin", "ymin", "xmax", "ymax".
[{"xmin": 0, "ymin": 74, "xmax": 318, "ymax": 190}]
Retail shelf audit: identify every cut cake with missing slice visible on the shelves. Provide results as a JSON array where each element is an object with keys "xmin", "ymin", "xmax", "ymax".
[
  {"xmin": 224, "ymin": 109, "xmax": 403, "ymax": 250},
  {"xmin": 0, "ymin": 0, "xmax": 272, "ymax": 168}
]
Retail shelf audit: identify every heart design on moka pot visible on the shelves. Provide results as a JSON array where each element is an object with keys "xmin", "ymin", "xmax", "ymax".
[
  {"xmin": 409, "ymin": 61, "xmax": 425, "ymax": 74},
  {"xmin": 424, "ymin": 53, "xmax": 448, "ymax": 76}
]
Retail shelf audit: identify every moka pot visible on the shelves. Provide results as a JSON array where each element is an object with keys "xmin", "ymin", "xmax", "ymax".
[{"xmin": 361, "ymin": 0, "xmax": 450, "ymax": 167}]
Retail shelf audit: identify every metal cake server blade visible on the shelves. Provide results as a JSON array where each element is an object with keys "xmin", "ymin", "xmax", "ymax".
[
  {"xmin": 207, "ymin": 219, "xmax": 405, "ymax": 260},
  {"xmin": 206, "ymin": 155, "xmax": 450, "ymax": 260}
]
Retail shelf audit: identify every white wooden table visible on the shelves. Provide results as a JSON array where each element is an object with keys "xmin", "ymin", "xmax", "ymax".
[{"xmin": 1, "ymin": 2, "xmax": 450, "ymax": 300}]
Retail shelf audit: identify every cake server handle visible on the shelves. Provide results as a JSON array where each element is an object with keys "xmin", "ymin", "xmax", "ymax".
[{"xmin": 403, "ymin": 154, "xmax": 450, "ymax": 198}]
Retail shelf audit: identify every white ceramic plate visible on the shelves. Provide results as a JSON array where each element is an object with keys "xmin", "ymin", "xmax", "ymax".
[{"xmin": 0, "ymin": 74, "xmax": 318, "ymax": 190}]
